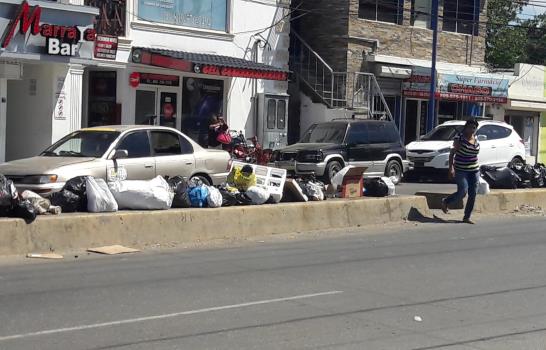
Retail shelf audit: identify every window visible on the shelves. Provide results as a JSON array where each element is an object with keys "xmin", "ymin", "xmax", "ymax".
[
  {"xmin": 180, "ymin": 136, "xmax": 194, "ymax": 154},
  {"xmin": 301, "ymin": 123, "xmax": 347, "ymax": 144},
  {"xmin": 476, "ymin": 125, "xmax": 512, "ymax": 140},
  {"xmin": 85, "ymin": 0, "xmax": 126, "ymax": 36},
  {"xmin": 346, "ymin": 123, "xmax": 369, "ymax": 145},
  {"xmin": 267, "ymin": 99, "xmax": 276, "ymax": 129},
  {"xmin": 359, "ymin": 0, "xmax": 404, "ymax": 24},
  {"xmin": 443, "ymin": 0, "xmax": 479, "ymax": 35},
  {"xmin": 43, "ymin": 131, "xmax": 120, "ymax": 158},
  {"xmin": 151, "ymin": 132, "xmax": 182, "ymax": 156},
  {"xmin": 117, "ymin": 131, "xmax": 151, "ymax": 158},
  {"xmin": 277, "ymin": 100, "xmax": 286, "ymax": 129},
  {"xmin": 368, "ymin": 123, "xmax": 401, "ymax": 143},
  {"xmin": 137, "ymin": 0, "xmax": 228, "ymax": 32},
  {"xmin": 411, "ymin": 0, "xmax": 431, "ymax": 28}
]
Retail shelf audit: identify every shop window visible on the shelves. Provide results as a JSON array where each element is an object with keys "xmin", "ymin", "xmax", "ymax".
[
  {"xmin": 277, "ymin": 100, "xmax": 286, "ymax": 129},
  {"xmin": 85, "ymin": 0, "xmax": 126, "ymax": 37},
  {"xmin": 137, "ymin": 0, "xmax": 228, "ymax": 32},
  {"xmin": 411, "ymin": 0, "xmax": 431, "ymax": 28},
  {"xmin": 267, "ymin": 99, "xmax": 276, "ymax": 129},
  {"xmin": 117, "ymin": 131, "xmax": 151, "ymax": 158},
  {"xmin": 151, "ymin": 131, "xmax": 182, "ymax": 156},
  {"xmin": 359, "ymin": 0, "xmax": 404, "ymax": 25},
  {"xmin": 443, "ymin": 0, "xmax": 479, "ymax": 35},
  {"xmin": 88, "ymin": 71, "xmax": 118, "ymax": 127}
]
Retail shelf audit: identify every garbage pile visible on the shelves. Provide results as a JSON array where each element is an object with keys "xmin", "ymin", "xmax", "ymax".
[{"xmin": 481, "ymin": 163, "xmax": 546, "ymax": 189}]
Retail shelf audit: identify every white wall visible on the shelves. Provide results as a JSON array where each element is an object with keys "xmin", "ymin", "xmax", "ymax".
[
  {"xmin": 299, "ymin": 93, "xmax": 351, "ymax": 139},
  {"xmin": 6, "ymin": 64, "xmax": 55, "ymax": 161}
]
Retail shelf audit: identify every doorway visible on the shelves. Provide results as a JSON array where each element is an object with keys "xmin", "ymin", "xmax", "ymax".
[
  {"xmin": 404, "ymin": 99, "xmax": 429, "ymax": 144},
  {"xmin": 135, "ymin": 87, "xmax": 180, "ymax": 129}
]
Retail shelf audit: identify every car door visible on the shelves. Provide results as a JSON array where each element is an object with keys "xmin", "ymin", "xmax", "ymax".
[
  {"xmin": 150, "ymin": 130, "xmax": 195, "ymax": 178},
  {"xmin": 345, "ymin": 123, "xmax": 374, "ymax": 172},
  {"xmin": 110, "ymin": 130, "xmax": 156, "ymax": 180},
  {"xmin": 475, "ymin": 125, "xmax": 499, "ymax": 166},
  {"xmin": 491, "ymin": 125, "xmax": 516, "ymax": 166},
  {"xmin": 365, "ymin": 122, "xmax": 400, "ymax": 176}
]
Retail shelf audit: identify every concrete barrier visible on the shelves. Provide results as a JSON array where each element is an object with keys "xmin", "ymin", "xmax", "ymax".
[
  {"xmin": 0, "ymin": 196, "xmax": 430, "ymax": 256},
  {"xmin": 416, "ymin": 189, "xmax": 546, "ymax": 213}
]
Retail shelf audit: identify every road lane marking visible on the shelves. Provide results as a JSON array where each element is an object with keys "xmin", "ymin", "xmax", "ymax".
[{"xmin": 0, "ymin": 290, "xmax": 343, "ymax": 342}]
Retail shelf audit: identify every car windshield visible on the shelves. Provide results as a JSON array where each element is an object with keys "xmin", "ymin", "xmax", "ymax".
[
  {"xmin": 421, "ymin": 125, "xmax": 463, "ymax": 141},
  {"xmin": 300, "ymin": 123, "xmax": 347, "ymax": 144},
  {"xmin": 42, "ymin": 130, "xmax": 121, "ymax": 158}
]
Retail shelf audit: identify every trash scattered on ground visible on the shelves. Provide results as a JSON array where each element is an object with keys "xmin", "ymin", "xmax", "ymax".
[
  {"xmin": 87, "ymin": 245, "xmax": 141, "ymax": 255},
  {"xmin": 513, "ymin": 204, "xmax": 544, "ymax": 216},
  {"xmin": 413, "ymin": 316, "xmax": 423, "ymax": 322},
  {"xmin": 26, "ymin": 253, "xmax": 64, "ymax": 259}
]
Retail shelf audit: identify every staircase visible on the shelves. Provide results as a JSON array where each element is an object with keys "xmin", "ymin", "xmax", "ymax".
[{"xmin": 289, "ymin": 31, "xmax": 393, "ymax": 121}]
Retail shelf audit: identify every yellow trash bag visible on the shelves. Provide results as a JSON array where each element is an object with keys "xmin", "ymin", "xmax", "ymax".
[{"xmin": 227, "ymin": 165, "xmax": 257, "ymax": 191}]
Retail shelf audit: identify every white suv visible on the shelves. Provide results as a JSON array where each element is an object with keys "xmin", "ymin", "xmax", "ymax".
[{"xmin": 406, "ymin": 120, "xmax": 526, "ymax": 172}]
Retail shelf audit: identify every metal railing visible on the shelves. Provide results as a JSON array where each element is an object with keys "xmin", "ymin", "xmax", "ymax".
[{"xmin": 290, "ymin": 31, "xmax": 393, "ymax": 121}]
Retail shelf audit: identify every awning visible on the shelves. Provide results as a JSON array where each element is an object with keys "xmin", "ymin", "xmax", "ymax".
[{"xmin": 130, "ymin": 47, "xmax": 288, "ymax": 81}]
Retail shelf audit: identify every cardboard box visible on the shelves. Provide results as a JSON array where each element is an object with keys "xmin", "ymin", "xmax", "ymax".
[{"xmin": 340, "ymin": 167, "xmax": 367, "ymax": 198}]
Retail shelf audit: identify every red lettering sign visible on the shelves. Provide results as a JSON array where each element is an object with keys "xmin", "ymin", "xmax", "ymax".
[{"xmin": 1, "ymin": 0, "xmax": 41, "ymax": 48}]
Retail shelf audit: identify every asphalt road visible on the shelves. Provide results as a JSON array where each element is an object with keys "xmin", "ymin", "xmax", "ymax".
[{"xmin": 1, "ymin": 215, "xmax": 546, "ymax": 350}]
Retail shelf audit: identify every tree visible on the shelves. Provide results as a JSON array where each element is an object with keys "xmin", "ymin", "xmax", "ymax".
[
  {"xmin": 486, "ymin": 0, "xmax": 529, "ymax": 68},
  {"xmin": 523, "ymin": 14, "xmax": 546, "ymax": 65}
]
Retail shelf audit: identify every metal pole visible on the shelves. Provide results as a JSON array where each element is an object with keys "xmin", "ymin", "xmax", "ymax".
[{"xmin": 427, "ymin": 0, "xmax": 439, "ymax": 132}]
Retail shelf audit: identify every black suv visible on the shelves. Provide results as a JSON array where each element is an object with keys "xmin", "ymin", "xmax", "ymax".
[{"xmin": 272, "ymin": 119, "xmax": 408, "ymax": 184}]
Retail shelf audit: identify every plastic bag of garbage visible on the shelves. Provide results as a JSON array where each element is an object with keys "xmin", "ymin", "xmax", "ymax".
[
  {"xmin": 246, "ymin": 186, "xmax": 270, "ymax": 205},
  {"xmin": 63, "ymin": 176, "xmax": 90, "ymax": 209},
  {"xmin": 299, "ymin": 180, "xmax": 325, "ymax": 201},
  {"xmin": 188, "ymin": 185, "xmax": 209, "ymax": 208},
  {"xmin": 0, "ymin": 175, "xmax": 18, "ymax": 216},
  {"xmin": 477, "ymin": 176, "xmax": 490, "ymax": 195},
  {"xmin": 49, "ymin": 190, "xmax": 81, "ymax": 213},
  {"xmin": 364, "ymin": 178, "xmax": 389, "ymax": 197},
  {"xmin": 227, "ymin": 165, "xmax": 257, "ymax": 191},
  {"xmin": 206, "ymin": 186, "xmax": 223, "ymax": 208},
  {"xmin": 12, "ymin": 199, "xmax": 37, "ymax": 223},
  {"xmin": 168, "ymin": 176, "xmax": 191, "ymax": 208},
  {"xmin": 481, "ymin": 166, "xmax": 520, "ymax": 189},
  {"xmin": 109, "ymin": 176, "xmax": 174, "ymax": 210},
  {"xmin": 331, "ymin": 166, "xmax": 354, "ymax": 190},
  {"xmin": 86, "ymin": 177, "xmax": 118, "ymax": 213},
  {"xmin": 381, "ymin": 177, "xmax": 396, "ymax": 196},
  {"xmin": 22, "ymin": 190, "xmax": 51, "ymax": 215}
]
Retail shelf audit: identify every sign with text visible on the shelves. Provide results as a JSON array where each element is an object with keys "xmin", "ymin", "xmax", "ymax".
[
  {"xmin": 94, "ymin": 35, "xmax": 118, "ymax": 60},
  {"xmin": 137, "ymin": 0, "xmax": 227, "ymax": 31},
  {"xmin": 140, "ymin": 73, "xmax": 180, "ymax": 86}
]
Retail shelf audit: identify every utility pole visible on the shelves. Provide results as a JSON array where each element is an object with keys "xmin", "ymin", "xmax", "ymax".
[{"xmin": 427, "ymin": 0, "xmax": 439, "ymax": 133}]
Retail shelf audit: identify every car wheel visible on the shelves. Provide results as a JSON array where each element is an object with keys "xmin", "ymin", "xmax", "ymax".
[
  {"xmin": 509, "ymin": 157, "xmax": 524, "ymax": 168},
  {"xmin": 190, "ymin": 175, "xmax": 211, "ymax": 186},
  {"xmin": 385, "ymin": 159, "xmax": 403, "ymax": 185},
  {"xmin": 323, "ymin": 160, "xmax": 343, "ymax": 184}
]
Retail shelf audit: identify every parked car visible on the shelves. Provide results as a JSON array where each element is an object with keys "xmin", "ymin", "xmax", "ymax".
[
  {"xmin": 406, "ymin": 120, "xmax": 526, "ymax": 175},
  {"xmin": 272, "ymin": 119, "xmax": 409, "ymax": 184},
  {"xmin": 0, "ymin": 125, "xmax": 231, "ymax": 195}
]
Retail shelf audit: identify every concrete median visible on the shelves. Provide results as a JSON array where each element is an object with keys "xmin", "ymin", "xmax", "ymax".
[{"xmin": 0, "ymin": 196, "xmax": 430, "ymax": 256}]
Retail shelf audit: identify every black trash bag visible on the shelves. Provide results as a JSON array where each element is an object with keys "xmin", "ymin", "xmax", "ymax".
[
  {"xmin": 167, "ymin": 176, "xmax": 191, "ymax": 208},
  {"xmin": 535, "ymin": 163, "xmax": 546, "ymax": 188},
  {"xmin": 0, "ymin": 175, "xmax": 17, "ymax": 216},
  {"xmin": 49, "ymin": 190, "xmax": 82, "ymax": 213},
  {"xmin": 364, "ymin": 178, "xmax": 389, "ymax": 197},
  {"xmin": 235, "ymin": 192, "xmax": 253, "ymax": 206},
  {"xmin": 11, "ymin": 199, "xmax": 36, "ymax": 224},
  {"xmin": 63, "ymin": 176, "xmax": 90, "ymax": 210},
  {"xmin": 219, "ymin": 188, "xmax": 238, "ymax": 207},
  {"xmin": 509, "ymin": 163, "xmax": 537, "ymax": 188},
  {"xmin": 481, "ymin": 166, "xmax": 520, "ymax": 189}
]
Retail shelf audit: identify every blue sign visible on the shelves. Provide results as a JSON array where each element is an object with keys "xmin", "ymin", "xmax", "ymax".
[{"xmin": 138, "ymin": 0, "xmax": 227, "ymax": 31}]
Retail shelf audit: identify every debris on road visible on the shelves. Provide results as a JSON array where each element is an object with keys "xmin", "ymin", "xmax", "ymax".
[
  {"xmin": 513, "ymin": 204, "xmax": 544, "ymax": 216},
  {"xmin": 26, "ymin": 253, "xmax": 64, "ymax": 259},
  {"xmin": 414, "ymin": 316, "xmax": 423, "ymax": 322},
  {"xmin": 87, "ymin": 245, "xmax": 140, "ymax": 255}
]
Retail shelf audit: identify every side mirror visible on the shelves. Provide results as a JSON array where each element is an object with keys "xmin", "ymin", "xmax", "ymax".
[
  {"xmin": 111, "ymin": 149, "xmax": 128, "ymax": 160},
  {"xmin": 477, "ymin": 135, "xmax": 488, "ymax": 142}
]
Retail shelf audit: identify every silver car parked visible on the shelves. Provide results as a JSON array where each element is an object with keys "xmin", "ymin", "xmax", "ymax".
[{"xmin": 0, "ymin": 125, "xmax": 231, "ymax": 195}]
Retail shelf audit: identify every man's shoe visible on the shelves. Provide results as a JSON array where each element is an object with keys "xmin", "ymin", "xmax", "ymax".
[
  {"xmin": 463, "ymin": 218, "xmax": 475, "ymax": 224},
  {"xmin": 441, "ymin": 199, "xmax": 449, "ymax": 214}
]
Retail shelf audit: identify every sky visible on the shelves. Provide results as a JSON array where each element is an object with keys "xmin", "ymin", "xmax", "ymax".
[{"xmin": 520, "ymin": 4, "xmax": 546, "ymax": 18}]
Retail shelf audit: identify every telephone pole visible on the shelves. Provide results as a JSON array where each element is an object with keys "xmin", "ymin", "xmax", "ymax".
[{"xmin": 427, "ymin": 0, "xmax": 439, "ymax": 133}]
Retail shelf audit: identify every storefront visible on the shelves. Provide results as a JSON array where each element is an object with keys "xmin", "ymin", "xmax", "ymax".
[
  {"xmin": 0, "ymin": 0, "xmax": 98, "ymax": 162},
  {"xmin": 402, "ymin": 67, "xmax": 509, "ymax": 144}
]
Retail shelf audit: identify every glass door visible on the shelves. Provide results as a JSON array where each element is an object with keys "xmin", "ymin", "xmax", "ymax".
[{"xmin": 135, "ymin": 87, "xmax": 180, "ymax": 129}]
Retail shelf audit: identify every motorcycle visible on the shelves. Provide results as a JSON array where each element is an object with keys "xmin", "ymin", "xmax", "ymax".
[{"xmin": 225, "ymin": 131, "xmax": 272, "ymax": 165}]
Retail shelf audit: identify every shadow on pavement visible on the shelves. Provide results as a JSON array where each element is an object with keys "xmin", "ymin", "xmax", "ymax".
[{"xmin": 408, "ymin": 207, "xmax": 462, "ymax": 224}]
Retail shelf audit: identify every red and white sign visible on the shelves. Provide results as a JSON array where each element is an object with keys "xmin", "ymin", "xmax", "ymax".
[
  {"xmin": 129, "ymin": 72, "xmax": 140, "ymax": 88},
  {"xmin": 1, "ymin": 0, "xmax": 96, "ymax": 56},
  {"xmin": 94, "ymin": 35, "xmax": 118, "ymax": 60}
]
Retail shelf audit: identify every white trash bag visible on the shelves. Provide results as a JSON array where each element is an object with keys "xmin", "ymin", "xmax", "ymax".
[
  {"xmin": 477, "ymin": 176, "xmax": 490, "ymax": 195},
  {"xmin": 331, "ymin": 166, "xmax": 355, "ymax": 191},
  {"xmin": 109, "ymin": 176, "xmax": 174, "ymax": 210},
  {"xmin": 207, "ymin": 186, "xmax": 223, "ymax": 208},
  {"xmin": 87, "ymin": 177, "xmax": 118, "ymax": 212},
  {"xmin": 381, "ymin": 177, "xmax": 396, "ymax": 196},
  {"xmin": 246, "ymin": 186, "xmax": 270, "ymax": 205}
]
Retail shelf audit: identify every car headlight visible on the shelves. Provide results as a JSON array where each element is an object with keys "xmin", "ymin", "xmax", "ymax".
[
  {"xmin": 437, "ymin": 147, "xmax": 452, "ymax": 154},
  {"xmin": 19, "ymin": 175, "xmax": 58, "ymax": 184},
  {"xmin": 300, "ymin": 151, "xmax": 324, "ymax": 162}
]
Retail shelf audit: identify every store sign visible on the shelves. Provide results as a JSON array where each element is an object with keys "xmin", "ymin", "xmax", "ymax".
[
  {"xmin": 139, "ymin": 73, "xmax": 180, "ymax": 86},
  {"xmin": 129, "ymin": 72, "xmax": 140, "ymax": 88},
  {"xmin": 138, "ymin": 0, "xmax": 227, "ymax": 32},
  {"xmin": 1, "ymin": 0, "xmax": 96, "ymax": 56},
  {"xmin": 195, "ymin": 64, "xmax": 288, "ymax": 81},
  {"xmin": 94, "ymin": 34, "xmax": 118, "ymax": 60}
]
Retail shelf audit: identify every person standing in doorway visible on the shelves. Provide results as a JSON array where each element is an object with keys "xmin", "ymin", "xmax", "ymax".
[{"xmin": 441, "ymin": 119, "xmax": 480, "ymax": 224}]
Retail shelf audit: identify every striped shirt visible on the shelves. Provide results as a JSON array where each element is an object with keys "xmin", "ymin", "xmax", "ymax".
[{"xmin": 453, "ymin": 133, "xmax": 480, "ymax": 172}]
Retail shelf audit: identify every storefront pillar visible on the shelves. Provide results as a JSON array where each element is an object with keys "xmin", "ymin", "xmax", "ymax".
[{"xmin": 67, "ymin": 64, "xmax": 84, "ymax": 133}]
